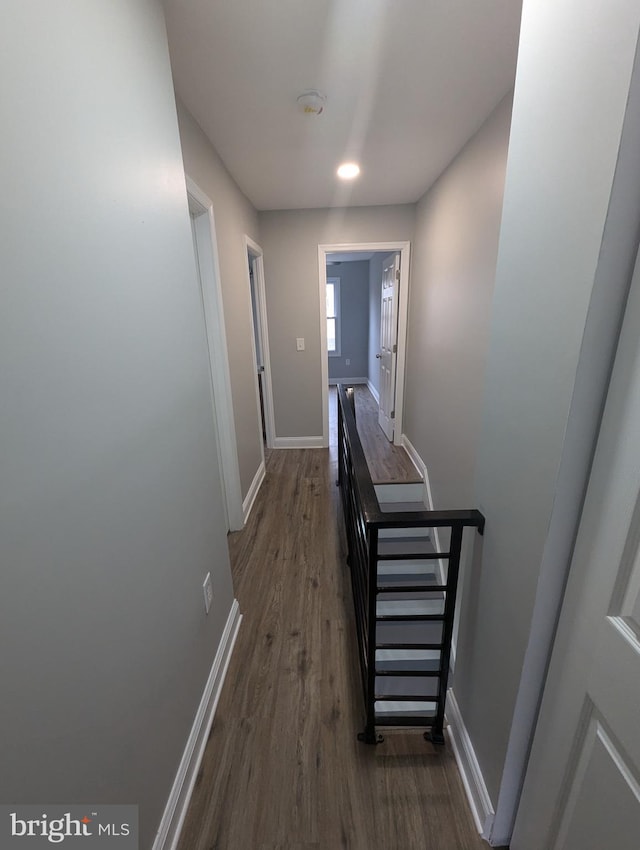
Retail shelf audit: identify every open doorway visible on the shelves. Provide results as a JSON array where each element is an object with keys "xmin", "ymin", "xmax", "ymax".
[
  {"xmin": 244, "ymin": 236, "xmax": 275, "ymax": 454},
  {"xmin": 318, "ymin": 242, "xmax": 411, "ymax": 449}
]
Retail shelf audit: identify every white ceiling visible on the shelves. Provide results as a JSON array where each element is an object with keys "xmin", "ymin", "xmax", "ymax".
[{"xmin": 163, "ymin": 0, "xmax": 522, "ymax": 211}]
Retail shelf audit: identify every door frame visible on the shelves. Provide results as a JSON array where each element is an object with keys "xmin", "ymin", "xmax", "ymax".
[
  {"xmin": 187, "ymin": 176, "xmax": 244, "ymax": 531},
  {"xmin": 317, "ymin": 241, "xmax": 411, "ymax": 447},
  {"xmin": 244, "ymin": 235, "xmax": 275, "ymax": 451}
]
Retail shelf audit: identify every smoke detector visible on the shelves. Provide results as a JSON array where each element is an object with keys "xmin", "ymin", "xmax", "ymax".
[{"xmin": 297, "ymin": 89, "xmax": 326, "ymax": 115}]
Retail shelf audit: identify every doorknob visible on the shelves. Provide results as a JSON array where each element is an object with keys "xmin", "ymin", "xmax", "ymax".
[{"xmin": 376, "ymin": 353, "xmax": 382, "ymax": 359}]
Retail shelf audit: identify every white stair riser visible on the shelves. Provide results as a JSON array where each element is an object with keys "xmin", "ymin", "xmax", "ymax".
[
  {"xmin": 377, "ymin": 599, "xmax": 444, "ymax": 617},
  {"xmin": 374, "ymin": 483, "xmax": 425, "ymax": 503},
  {"xmin": 375, "ymin": 701, "xmax": 437, "ymax": 717}
]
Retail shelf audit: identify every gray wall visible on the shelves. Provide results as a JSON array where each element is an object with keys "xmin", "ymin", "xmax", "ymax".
[
  {"xmin": 327, "ymin": 260, "xmax": 370, "ymax": 380},
  {"xmin": 455, "ymin": 0, "xmax": 640, "ymax": 821},
  {"xmin": 259, "ymin": 206, "xmax": 415, "ymax": 438},
  {"xmin": 177, "ymin": 101, "xmax": 263, "ymax": 499},
  {"xmin": 403, "ymin": 94, "xmax": 513, "ymax": 508},
  {"xmin": 0, "ymin": 3, "xmax": 235, "ymax": 847}
]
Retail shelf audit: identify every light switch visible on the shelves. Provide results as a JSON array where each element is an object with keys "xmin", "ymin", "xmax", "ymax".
[{"xmin": 296, "ymin": 338, "xmax": 305, "ymax": 351}]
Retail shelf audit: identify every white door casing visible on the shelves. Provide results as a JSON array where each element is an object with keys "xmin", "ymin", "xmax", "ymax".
[
  {"xmin": 190, "ymin": 214, "xmax": 229, "ymax": 532},
  {"xmin": 318, "ymin": 242, "xmax": 410, "ymax": 448},
  {"xmin": 244, "ymin": 235, "xmax": 275, "ymax": 452},
  {"xmin": 186, "ymin": 177, "xmax": 244, "ymax": 531},
  {"xmin": 512, "ymin": 244, "xmax": 640, "ymax": 849},
  {"xmin": 378, "ymin": 253, "xmax": 400, "ymax": 441}
]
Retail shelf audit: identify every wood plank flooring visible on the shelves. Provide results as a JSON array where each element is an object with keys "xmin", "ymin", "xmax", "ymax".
[
  {"xmin": 329, "ymin": 385, "xmax": 422, "ymax": 485},
  {"xmin": 177, "ymin": 444, "xmax": 486, "ymax": 850}
]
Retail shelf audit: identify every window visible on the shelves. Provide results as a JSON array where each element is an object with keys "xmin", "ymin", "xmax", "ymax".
[{"xmin": 326, "ymin": 277, "xmax": 340, "ymax": 356}]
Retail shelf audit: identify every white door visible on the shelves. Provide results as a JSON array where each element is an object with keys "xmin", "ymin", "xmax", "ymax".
[
  {"xmin": 378, "ymin": 253, "xmax": 400, "ymax": 441},
  {"xmin": 512, "ymin": 246, "xmax": 640, "ymax": 849}
]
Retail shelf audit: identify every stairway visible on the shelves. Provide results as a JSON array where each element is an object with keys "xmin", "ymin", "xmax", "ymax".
[
  {"xmin": 372, "ymin": 484, "xmax": 447, "ymax": 736},
  {"xmin": 336, "ymin": 384, "xmax": 484, "ymax": 745}
]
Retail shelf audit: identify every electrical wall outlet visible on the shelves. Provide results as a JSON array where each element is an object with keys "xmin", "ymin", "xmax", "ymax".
[
  {"xmin": 345, "ymin": 358, "xmax": 351, "ymax": 365},
  {"xmin": 296, "ymin": 337, "xmax": 305, "ymax": 351},
  {"xmin": 203, "ymin": 572, "xmax": 213, "ymax": 614}
]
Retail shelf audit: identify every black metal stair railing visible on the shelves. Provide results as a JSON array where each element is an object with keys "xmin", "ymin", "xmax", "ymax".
[{"xmin": 336, "ymin": 384, "xmax": 485, "ymax": 745}]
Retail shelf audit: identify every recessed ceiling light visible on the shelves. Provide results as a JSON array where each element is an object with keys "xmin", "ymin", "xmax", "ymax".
[{"xmin": 337, "ymin": 162, "xmax": 360, "ymax": 180}]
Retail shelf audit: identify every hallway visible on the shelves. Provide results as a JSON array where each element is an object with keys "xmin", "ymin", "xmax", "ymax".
[{"xmin": 177, "ymin": 441, "xmax": 485, "ymax": 848}]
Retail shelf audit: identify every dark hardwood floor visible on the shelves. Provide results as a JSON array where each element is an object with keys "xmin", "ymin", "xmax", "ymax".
[{"xmin": 177, "ymin": 431, "xmax": 485, "ymax": 849}]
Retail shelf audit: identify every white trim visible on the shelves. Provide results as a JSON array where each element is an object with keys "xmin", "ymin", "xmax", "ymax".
[
  {"xmin": 393, "ymin": 247, "xmax": 411, "ymax": 447},
  {"xmin": 401, "ymin": 434, "xmax": 474, "ymax": 671},
  {"xmin": 318, "ymin": 242, "xmax": 411, "ymax": 450},
  {"xmin": 186, "ymin": 177, "xmax": 244, "ymax": 531},
  {"xmin": 244, "ymin": 235, "xmax": 276, "ymax": 451},
  {"xmin": 446, "ymin": 689, "xmax": 495, "ymax": 841},
  {"xmin": 326, "ymin": 276, "xmax": 341, "ymax": 357},
  {"xmin": 367, "ymin": 380, "xmax": 380, "ymax": 405},
  {"xmin": 318, "ymin": 247, "xmax": 330, "ymax": 448},
  {"xmin": 272, "ymin": 435, "xmax": 325, "ymax": 449},
  {"xmin": 328, "ymin": 376, "xmax": 368, "ymax": 386},
  {"xmin": 152, "ymin": 600, "xmax": 242, "ymax": 850},
  {"xmin": 242, "ymin": 460, "xmax": 266, "ymax": 523},
  {"xmin": 400, "ymin": 433, "xmax": 427, "ymax": 479},
  {"xmin": 400, "ymin": 434, "xmax": 445, "ymax": 577}
]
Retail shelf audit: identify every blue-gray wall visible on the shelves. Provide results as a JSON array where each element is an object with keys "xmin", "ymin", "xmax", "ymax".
[{"xmin": 327, "ymin": 260, "xmax": 370, "ymax": 380}]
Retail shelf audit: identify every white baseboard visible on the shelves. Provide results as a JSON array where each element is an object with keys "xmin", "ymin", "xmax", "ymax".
[
  {"xmin": 400, "ymin": 433, "xmax": 453, "ymax": 652},
  {"xmin": 243, "ymin": 460, "xmax": 265, "ymax": 523},
  {"xmin": 328, "ymin": 376, "xmax": 367, "ymax": 386},
  {"xmin": 400, "ymin": 433, "xmax": 444, "ymax": 561},
  {"xmin": 367, "ymin": 380, "xmax": 380, "ymax": 404},
  {"xmin": 400, "ymin": 433, "xmax": 426, "ymax": 479},
  {"xmin": 272, "ymin": 436, "xmax": 324, "ymax": 448},
  {"xmin": 153, "ymin": 600, "xmax": 242, "ymax": 850},
  {"xmin": 446, "ymin": 689, "xmax": 495, "ymax": 840}
]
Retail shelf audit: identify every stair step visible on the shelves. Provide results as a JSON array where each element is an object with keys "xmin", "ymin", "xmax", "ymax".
[
  {"xmin": 377, "ymin": 562, "xmax": 447, "ymax": 594},
  {"xmin": 378, "ymin": 526, "xmax": 431, "ymax": 540},
  {"xmin": 378, "ymin": 539, "xmax": 438, "ymax": 558},
  {"xmin": 375, "ymin": 675, "xmax": 439, "ymax": 699},
  {"xmin": 377, "ymin": 588, "xmax": 444, "ymax": 599},
  {"xmin": 376, "ymin": 619, "xmax": 443, "ymax": 647},
  {"xmin": 377, "ymin": 559, "xmax": 439, "ymax": 576},
  {"xmin": 374, "ymin": 483, "xmax": 425, "ymax": 504},
  {"xmin": 378, "ymin": 560, "xmax": 440, "ymax": 584},
  {"xmin": 378, "ymin": 501, "xmax": 429, "ymax": 513},
  {"xmin": 374, "ymin": 701, "xmax": 437, "ymax": 718},
  {"xmin": 376, "ymin": 648, "xmax": 440, "ymax": 665},
  {"xmin": 376, "ymin": 598, "xmax": 444, "ymax": 617},
  {"xmin": 377, "ymin": 585, "xmax": 446, "ymax": 597}
]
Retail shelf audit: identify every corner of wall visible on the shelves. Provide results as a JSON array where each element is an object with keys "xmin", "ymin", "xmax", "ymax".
[
  {"xmin": 242, "ymin": 460, "xmax": 266, "ymax": 523},
  {"xmin": 446, "ymin": 689, "xmax": 495, "ymax": 841},
  {"xmin": 401, "ymin": 433, "xmax": 495, "ymax": 840}
]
